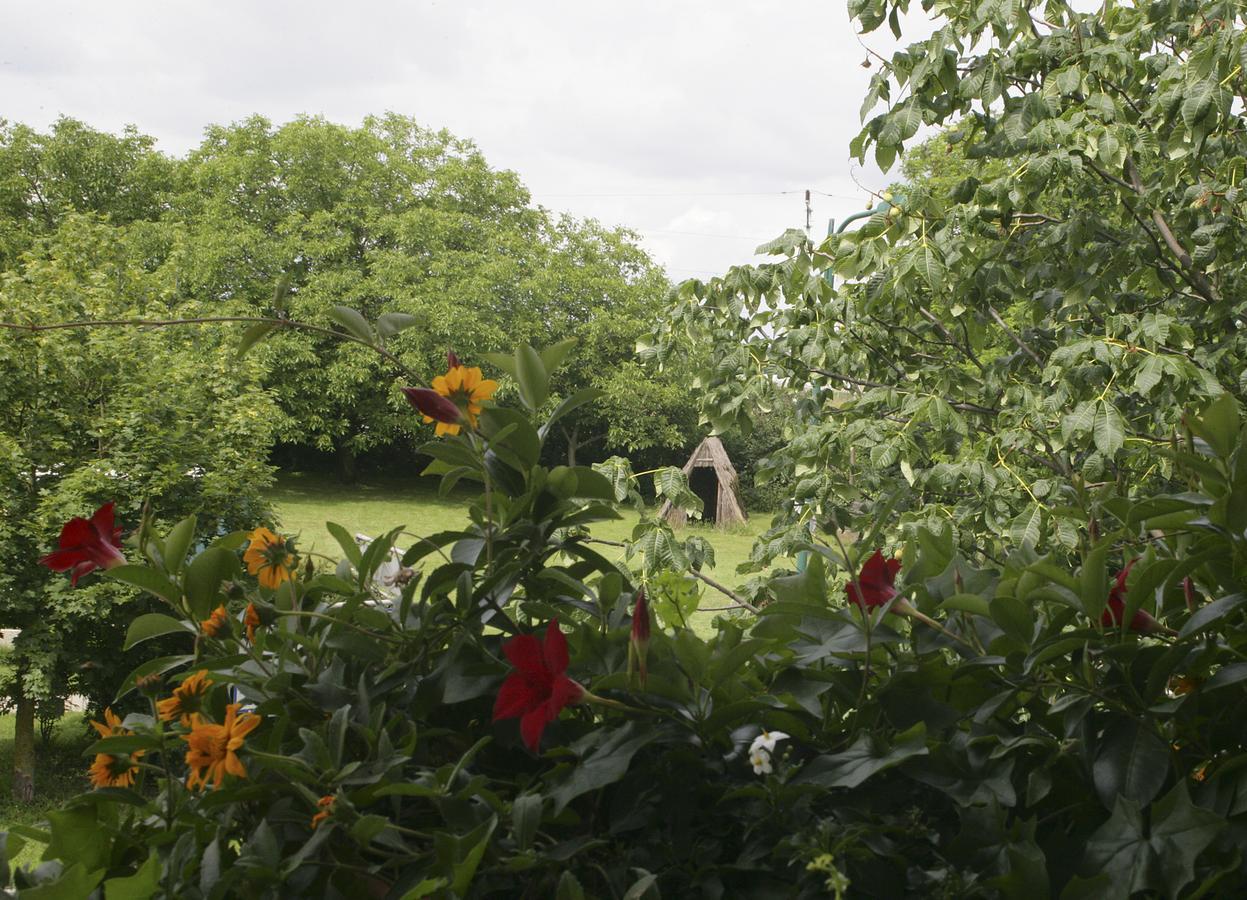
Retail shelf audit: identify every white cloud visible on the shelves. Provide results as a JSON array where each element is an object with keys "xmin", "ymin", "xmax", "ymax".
[{"xmin": 0, "ymin": 0, "xmax": 920, "ymax": 276}]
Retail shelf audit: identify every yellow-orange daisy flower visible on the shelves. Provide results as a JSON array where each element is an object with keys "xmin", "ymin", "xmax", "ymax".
[
  {"xmin": 182, "ymin": 703, "xmax": 262, "ymax": 791},
  {"xmin": 88, "ymin": 707, "xmax": 144, "ymax": 788},
  {"xmin": 243, "ymin": 527, "xmax": 295, "ymax": 589},
  {"xmin": 311, "ymin": 794, "xmax": 335, "ymax": 829},
  {"xmin": 200, "ymin": 605, "xmax": 230, "ymax": 637},
  {"xmin": 157, "ymin": 670, "xmax": 214, "ymax": 726},
  {"xmin": 244, "ymin": 602, "xmax": 262, "ymax": 642},
  {"xmin": 427, "ymin": 361, "xmax": 498, "ymax": 436}
]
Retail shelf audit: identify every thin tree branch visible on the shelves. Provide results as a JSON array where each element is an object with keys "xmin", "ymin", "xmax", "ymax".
[
  {"xmin": 584, "ymin": 537, "xmax": 761, "ymax": 614},
  {"xmin": 0, "ymin": 315, "xmax": 419, "ymax": 380},
  {"xmin": 986, "ymin": 306, "xmax": 1045, "ymax": 367},
  {"xmin": 1125, "ymin": 157, "xmax": 1220, "ymax": 303},
  {"xmin": 917, "ymin": 306, "xmax": 985, "ymax": 370}
]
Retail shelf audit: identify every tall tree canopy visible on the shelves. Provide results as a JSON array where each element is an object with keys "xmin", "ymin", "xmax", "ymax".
[{"xmin": 655, "ymin": 0, "xmax": 1247, "ymax": 560}]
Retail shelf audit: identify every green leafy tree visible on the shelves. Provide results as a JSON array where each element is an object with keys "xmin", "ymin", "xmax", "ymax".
[
  {"xmin": 160, "ymin": 114, "xmax": 688, "ymax": 478},
  {"xmin": 655, "ymin": 0, "xmax": 1247, "ymax": 561},
  {"xmin": 0, "ymin": 214, "xmax": 276, "ymax": 800}
]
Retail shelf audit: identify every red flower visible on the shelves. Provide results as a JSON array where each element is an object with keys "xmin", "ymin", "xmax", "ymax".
[
  {"xmin": 493, "ymin": 620, "xmax": 586, "ymax": 752},
  {"xmin": 1101, "ymin": 559, "xmax": 1167, "ymax": 634},
  {"xmin": 629, "ymin": 589, "xmax": 651, "ymax": 685},
  {"xmin": 845, "ymin": 550, "xmax": 902, "ymax": 610},
  {"xmin": 401, "ymin": 387, "xmax": 464, "ymax": 426},
  {"xmin": 40, "ymin": 502, "xmax": 126, "ymax": 585}
]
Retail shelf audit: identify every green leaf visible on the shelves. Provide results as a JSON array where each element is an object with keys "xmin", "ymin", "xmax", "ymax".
[
  {"xmin": 1182, "ymin": 80, "xmax": 1217, "ymax": 129},
  {"xmin": 550, "ymin": 723, "xmax": 660, "ymax": 813},
  {"xmin": 1091, "ymin": 717, "xmax": 1169, "ymax": 808},
  {"xmin": 939, "ymin": 593, "xmax": 991, "ymax": 617},
  {"xmin": 105, "ymin": 847, "xmax": 160, "ymax": 897},
  {"xmin": 327, "ymin": 305, "xmax": 376, "ymax": 344},
  {"xmin": 511, "ymin": 794, "xmax": 543, "ymax": 853},
  {"xmin": 107, "ymin": 565, "xmax": 181, "ymax": 604},
  {"xmin": 184, "ymin": 547, "xmax": 241, "ymax": 620},
  {"xmin": 123, "ymin": 614, "xmax": 192, "ymax": 650},
  {"xmin": 540, "ymin": 388, "xmax": 606, "ymax": 439},
  {"xmin": 1078, "ymin": 782, "xmax": 1223, "ymax": 900},
  {"xmin": 45, "ymin": 807, "xmax": 110, "ymax": 873},
  {"xmin": 1009, "ymin": 503, "xmax": 1044, "ymax": 548},
  {"xmin": 538, "ymin": 338, "xmax": 578, "ymax": 375},
  {"xmin": 326, "ymin": 522, "xmax": 363, "ymax": 567},
  {"xmin": 1079, "ymin": 540, "xmax": 1112, "ymax": 620},
  {"xmin": 1177, "ymin": 593, "xmax": 1246, "ymax": 639},
  {"xmin": 796, "ymin": 723, "xmax": 928, "ymax": 789},
  {"xmin": 514, "ymin": 345, "xmax": 549, "ymax": 410},
  {"xmin": 1093, "ymin": 400, "xmax": 1125, "ymax": 457},
  {"xmin": 1188, "ymin": 394, "xmax": 1239, "ymax": 458},
  {"xmin": 374, "ymin": 312, "xmax": 421, "ymax": 340},
  {"xmin": 556, "ymin": 872, "xmax": 586, "ymax": 900},
  {"xmin": 162, "ymin": 515, "xmax": 197, "ymax": 575},
  {"xmin": 621, "ymin": 873, "xmax": 659, "ymax": 900},
  {"xmin": 114, "ymin": 654, "xmax": 195, "ymax": 701},
  {"xmin": 237, "ymin": 322, "xmax": 276, "ymax": 358},
  {"xmin": 20, "ymin": 864, "xmax": 104, "ymax": 900}
]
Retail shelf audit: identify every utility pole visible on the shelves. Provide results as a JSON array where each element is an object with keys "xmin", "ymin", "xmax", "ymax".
[{"xmin": 804, "ymin": 189, "xmax": 812, "ymax": 236}]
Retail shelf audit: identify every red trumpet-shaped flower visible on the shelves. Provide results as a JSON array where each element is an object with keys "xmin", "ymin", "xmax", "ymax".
[
  {"xmin": 493, "ymin": 619, "xmax": 586, "ymax": 752},
  {"xmin": 401, "ymin": 387, "xmax": 464, "ymax": 428},
  {"xmin": 843, "ymin": 549, "xmax": 959, "ymax": 642},
  {"xmin": 1101, "ymin": 559, "xmax": 1170, "ymax": 634},
  {"xmin": 629, "ymin": 589, "xmax": 651, "ymax": 686},
  {"xmin": 40, "ymin": 502, "xmax": 126, "ymax": 585},
  {"xmin": 845, "ymin": 549, "xmax": 903, "ymax": 610}
]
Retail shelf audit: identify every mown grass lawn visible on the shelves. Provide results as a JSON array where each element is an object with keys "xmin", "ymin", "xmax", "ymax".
[
  {"xmin": 271, "ymin": 470, "xmax": 785, "ymax": 633},
  {"xmin": 0, "ymin": 714, "xmax": 93, "ymax": 871}
]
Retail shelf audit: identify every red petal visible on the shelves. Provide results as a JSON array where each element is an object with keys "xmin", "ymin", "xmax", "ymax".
[
  {"xmin": 502, "ymin": 634, "xmax": 548, "ymax": 680},
  {"xmin": 493, "ymin": 672, "xmax": 541, "ymax": 721},
  {"xmin": 41, "ymin": 548, "xmax": 89, "ymax": 572},
  {"xmin": 548, "ymin": 676, "xmax": 584, "ymax": 711},
  {"xmin": 89, "ymin": 502, "xmax": 117, "ymax": 540},
  {"xmin": 519, "ymin": 705, "xmax": 551, "ymax": 752},
  {"xmin": 543, "ymin": 619, "xmax": 569, "ymax": 675},
  {"xmin": 57, "ymin": 517, "xmax": 92, "ymax": 549}
]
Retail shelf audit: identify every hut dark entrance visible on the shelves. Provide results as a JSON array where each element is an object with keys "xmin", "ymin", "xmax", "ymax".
[{"xmin": 659, "ymin": 436, "xmax": 747, "ymax": 528}]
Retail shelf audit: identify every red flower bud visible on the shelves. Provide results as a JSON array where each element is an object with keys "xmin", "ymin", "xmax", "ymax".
[
  {"xmin": 401, "ymin": 387, "xmax": 463, "ymax": 425},
  {"xmin": 1183, "ymin": 577, "xmax": 1198, "ymax": 612},
  {"xmin": 629, "ymin": 590, "xmax": 651, "ymax": 686},
  {"xmin": 447, "ymin": 350, "xmax": 461, "ymax": 369},
  {"xmin": 40, "ymin": 502, "xmax": 126, "ymax": 585}
]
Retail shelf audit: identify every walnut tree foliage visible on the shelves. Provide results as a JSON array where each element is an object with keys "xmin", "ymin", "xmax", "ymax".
[{"xmin": 654, "ymin": 0, "xmax": 1247, "ymax": 560}]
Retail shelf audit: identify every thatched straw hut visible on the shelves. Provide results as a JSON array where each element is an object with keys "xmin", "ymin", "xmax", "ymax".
[{"xmin": 659, "ymin": 436, "xmax": 747, "ymax": 528}]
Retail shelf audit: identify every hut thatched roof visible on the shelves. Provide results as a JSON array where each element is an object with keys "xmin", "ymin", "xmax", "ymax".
[{"xmin": 658, "ymin": 436, "xmax": 747, "ymax": 528}]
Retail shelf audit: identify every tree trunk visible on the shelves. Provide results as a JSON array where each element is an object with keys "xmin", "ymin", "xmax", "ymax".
[
  {"xmin": 336, "ymin": 443, "xmax": 358, "ymax": 484},
  {"xmin": 12, "ymin": 691, "xmax": 36, "ymax": 803},
  {"xmin": 565, "ymin": 426, "xmax": 579, "ymax": 467}
]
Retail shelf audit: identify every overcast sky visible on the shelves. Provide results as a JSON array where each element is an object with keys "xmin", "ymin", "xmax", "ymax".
[{"xmin": 1, "ymin": 1, "xmax": 916, "ymax": 279}]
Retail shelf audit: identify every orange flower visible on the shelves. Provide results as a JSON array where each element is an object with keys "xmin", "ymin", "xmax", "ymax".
[
  {"xmin": 426, "ymin": 359, "xmax": 498, "ymax": 436},
  {"xmin": 88, "ymin": 707, "xmax": 144, "ymax": 788},
  {"xmin": 200, "ymin": 605, "xmax": 230, "ymax": 637},
  {"xmin": 311, "ymin": 794, "xmax": 335, "ymax": 829},
  {"xmin": 243, "ymin": 527, "xmax": 295, "ymax": 589},
  {"xmin": 157, "ymin": 670, "xmax": 213, "ymax": 726},
  {"xmin": 89, "ymin": 752, "xmax": 144, "ymax": 788},
  {"xmin": 244, "ymin": 602, "xmax": 261, "ymax": 642},
  {"xmin": 182, "ymin": 703, "xmax": 262, "ymax": 791}
]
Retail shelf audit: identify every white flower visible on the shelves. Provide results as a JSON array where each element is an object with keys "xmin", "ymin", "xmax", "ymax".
[
  {"xmin": 749, "ymin": 729, "xmax": 790, "ymax": 756},
  {"xmin": 750, "ymin": 747, "xmax": 773, "ymax": 775}
]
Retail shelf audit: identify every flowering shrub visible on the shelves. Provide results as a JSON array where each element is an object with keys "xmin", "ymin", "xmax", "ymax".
[{"xmin": 4, "ymin": 341, "xmax": 1247, "ymax": 899}]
